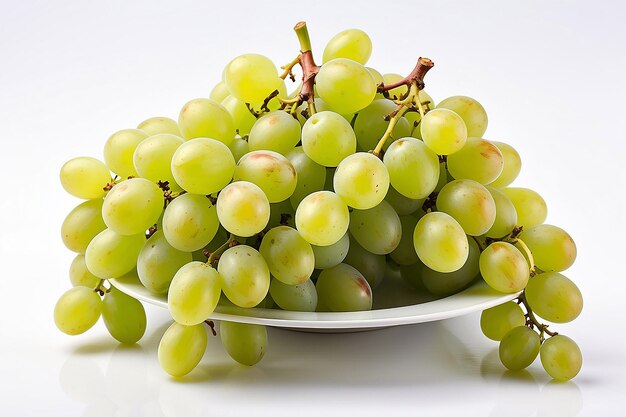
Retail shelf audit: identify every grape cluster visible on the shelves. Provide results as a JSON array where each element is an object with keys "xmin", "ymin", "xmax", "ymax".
[{"xmin": 55, "ymin": 22, "xmax": 582, "ymax": 381}]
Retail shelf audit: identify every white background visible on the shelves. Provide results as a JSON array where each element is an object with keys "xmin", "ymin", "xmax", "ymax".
[{"xmin": 1, "ymin": 0, "xmax": 625, "ymax": 415}]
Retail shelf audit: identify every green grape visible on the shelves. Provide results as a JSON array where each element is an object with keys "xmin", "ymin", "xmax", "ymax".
[
  {"xmin": 168, "ymin": 262, "xmax": 221, "ymax": 325},
  {"xmin": 479, "ymin": 241, "xmax": 529, "ymax": 293},
  {"xmin": 323, "ymin": 28, "xmax": 372, "ymax": 64},
  {"xmin": 102, "ymin": 178, "xmax": 164, "ymax": 236},
  {"xmin": 221, "ymin": 95, "xmax": 257, "ymax": 136},
  {"xmin": 413, "ymin": 212, "xmax": 469, "ymax": 273},
  {"xmin": 259, "ymin": 226, "xmax": 315, "ymax": 285},
  {"xmin": 434, "ymin": 161, "xmax": 451, "ymax": 192},
  {"xmin": 248, "ymin": 110, "xmax": 301, "ymax": 155},
  {"xmin": 367, "ymin": 67, "xmax": 383, "ymax": 86},
  {"xmin": 103, "ymin": 129, "xmax": 149, "ymax": 178},
  {"xmin": 102, "ymin": 286, "xmax": 146, "ymax": 344},
  {"xmin": 224, "ymin": 54, "xmax": 282, "ymax": 104},
  {"xmin": 540, "ymin": 335, "xmax": 583, "ymax": 381},
  {"xmin": 218, "ymin": 245, "xmax": 270, "ymax": 308},
  {"xmin": 343, "ymin": 236, "xmax": 386, "ymax": 288},
  {"xmin": 501, "ymin": 187, "xmax": 547, "ymax": 228},
  {"xmin": 220, "ymin": 321, "xmax": 267, "ymax": 366},
  {"xmin": 436, "ymin": 96, "xmax": 488, "ymax": 138},
  {"xmin": 316, "ymin": 263, "xmax": 372, "ymax": 311},
  {"xmin": 158, "ymin": 322, "xmax": 207, "ymax": 377},
  {"xmin": 136, "ymin": 230, "xmax": 192, "ymax": 293},
  {"xmin": 384, "ymin": 185, "xmax": 423, "ymax": 216},
  {"xmin": 311, "ymin": 232, "xmax": 350, "ymax": 269},
  {"xmin": 137, "ymin": 116, "xmax": 182, "ymax": 137},
  {"xmin": 162, "ymin": 193, "xmax": 219, "ymax": 252},
  {"xmin": 383, "ymin": 137, "xmax": 440, "ymax": 199},
  {"xmin": 209, "ymin": 80, "xmax": 230, "ymax": 103},
  {"xmin": 61, "ymin": 199, "xmax": 107, "ymax": 253},
  {"xmin": 54, "ymin": 286, "xmax": 102, "ymax": 335},
  {"xmin": 301, "ymin": 111, "xmax": 356, "ymax": 167},
  {"xmin": 177, "ymin": 98, "xmax": 235, "ymax": 144},
  {"xmin": 353, "ymin": 99, "xmax": 411, "ymax": 151},
  {"xmin": 349, "ymin": 201, "xmax": 401, "ymax": 255},
  {"xmin": 447, "ymin": 137, "xmax": 504, "ymax": 184},
  {"xmin": 520, "ymin": 224, "xmax": 576, "ymax": 272},
  {"xmin": 390, "ymin": 215, "xmax": 420, "ymax": 265},
  {"xmin": 60, "ymin": 157, "xmax": 111, "ymax": 199},
  {"xmin": 295, "ymin": 191, "xmax": 349, "ymax": 246},
  {"xmin": 133, "ymin": 133, "xmax": 184, "ymax": 188},
  {"xmin": 286, "ymin": 147, "xmax": 326, "ymax": 208},
  {"xmin": 480, "ymin": 301, "xmax": 526, "ymax": 341},
  {"xmin": 436, "ymin": 179, "xmax": 496, "ymax": 236},
  {"xmin": 485, "ymin": 186, "xmax": 518, "ymax": 238},
  {"xmin": 216, "ymin": 181, "xmax": 270, "ymax": 237},
  {"xmin": 489, "ymin": 141, "xmax": 521, "ymax": 188},
  {"xmin": 269, "ymin": 278, "xmax": 317, "ymax": 312},
  {"xmin": 525, "ymin": 272, "xmax": 583, "ymax": 323},
  {"xmin": 315, "ymin": 58, "xmax": 376, "ymax": 115},
  {"xmin": 499, "ymin": 326, "xmax": 540, "ymax": 371},
  {"xmin": 85, "ymin": 229, "xmax": 145, "ymax": 279},
  {"xmin": 420, "ymin": 108, "xmax": 467, "ymax": 155},
  {"xmin": 171, "ymin": 137, "xmax": 235, "ymax": 194},
  {"xmin": 266, "ymin": 199, "xmax": 296, "ymax": 230},
  {"xmin": 396, "ymin": 261, "xmax": 426, "ymax": 291},
  {"xmin": 69, "ymin": 254, "xmax": 100, "ymax": 288},
  {"xmin": 324, "ymin": 167, "xmax": 336, "ymax": 191},
  {"xmin": 228, "ymin": 137, "xmax": 249, "ymax": 162},
  {"xmin": 233, "ymin": 150, "xmax": 297, "ymax": 203},
  {"xmin": 422, "ymin": 237, "xmax": 480, "ymax": 295},
  {"xmin": 333, "ymin": 152, "xmax": 389, "ymax": 209}
]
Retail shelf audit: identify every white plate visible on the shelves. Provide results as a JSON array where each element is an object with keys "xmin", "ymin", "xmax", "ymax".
[{"xmin": 110, "ymin": 275, "xmax": 518, "ymax": 331}]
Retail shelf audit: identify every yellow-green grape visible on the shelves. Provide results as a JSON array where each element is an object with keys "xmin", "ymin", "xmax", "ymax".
[
  {"xmin": 479, "ymin": 241, "xmax": 529, "ymax": 293},
  {"xmin": 420, "ymin": 109, "xmax": 467, "ymax": 155},
  {"xmin": 540, "ymin": 335, "xmax": 583, "ymax": 381},
  {"xmin": 137, "ymin": 230, "xmax": 192, "ymax": 293},
  {"xmin": 102, "ymin": 178, "xmax": 164, "ymax": 236},
  {"xmin": 301, "ymin": 111, "xmax": 356, "ymax": 167},
  {"xmin": 381, "ymin": 73, "xmax": 408, "ymax": 99},
  {"xmin": 333, "ymin": 152, "xmax": 389, "ymax": 209},
  {"xmin": 519, "ymin": 224, "xmax": 576, "ymax": 272},
  {"xmin": 436, "ymin": 96, "xmax": 488, "ymax": 138},
  {"xmin": 343, "ymin": 236, "xmax": 386, "ymax": 288},
  {"xmin": 480, "ymin": 301, "xmax": 526, "ymax": 341},
  {"xmin": 177, "ymin": 98, "xmax": 235, "ymax": 145},
  {"xmin": 525, "ymin": 272, "xmax": 583, "ymax": 323},
  {"xmin": 353, "ymin": 96, "xmax": 411, "ymax": 151},
  {"xmin": 390, "ymin": 216, "xmax": 420, "ymax": 265},
  {"xmin": 489, "ymin": 141, "xmax": 521, "ymax": 188},
  {"xmin": 436, "ymin": 179, "xmax": 496, "ymax": 236},
  {"xmin": 209, "ymin": 80, "xmax": 230, "ymax": 103},
  {"xmin": 218, "ymin": 245, "xmax": 270, "ymax": 308},
  {"xmin": 501, "ymin": 187, "xmax": 547, "ymax": 228},
  {"xmin": 384, "ymin": 186, "xmax": 423, "ymax": 216},
  {"xmin": 266, "ymin": 199, "xmax": 296, "ymax": 231},
  {"xmin": 315, "ymin": 58, "xmax": 376, "ymax": 115},
  {"xmin": 137, "ymin": 116, "xmax": 182, "ymax": 137},
  {"xmin": 85, "ymin": 229, "xmax": 144, "ymax": 279},
  {"xmin": 158, "ymin": 322, "xmax": 207, "ymax": 377},
  {"xmin": 269, "ymin": 278, "xmax": 317, "ymax": 312},
  {"xmin": 228, "ymin": 137, "xmax": 249, "ymax": 163},
  {"xmin": 103, "ymin": 129, "xmax": 149, "ymax": 178},
  {"xmin": 61, "ymin": 199, "xmax": 107, "ymax": 253},
  {"xmin": 383, "ymin": 137, "xmax": 440, "ymax": 199},
  {"xmin": 316, "ymin": 263, "xmax": 372, "ymax": 312},
  {"xmin": 413, "ymin": 212, "xmax": 469, "ymax": 273},
  {"xmin": 295, "ymin": 191, "xmax": 349, "ymax": 246},
  {"xmin": 311, "ymin": 232, "xmax": 350, "ymax": 269},
  {"xmin": 349, "ymin": 201, "xmax": 401, "ymax": 255},
  {"xmin": 286, "ymin": 146, "xmax": 326, "ymax": 209},
  {"xmin": 220, "ymin": 321, "xmax": 267, "ymax": 366},
  {"xmin": 422, "ymin": 237, "xmax": 480, "ymax": 295},
  {"xmin": 233, "ymin": 150, "xmax": 297, "ymax": 203},
  {"xmin": 216, "ymin": 181, "xmax": 270, "ymax": 237},
  {"xmin": 168, "ymin": 262, "xmax": 221, "ymax": 325},
  {"xmin": 323, "ymin": 28, "xmax": 372, "ymax": 64},
  {"xmin": 447, "ymin": 138, "xmax": 504, "ymax": 185},
  {"xmin": 102, "ymin": 286, "xmax": 146, "ymax": 344},
  {"xmin": 395, "ymin": 261, "xmax": 425, "ymax": 291},
  {"xmin": 499, "ymin": 326, "xmax": 540, "ymax": 371},
  {"xmin": 248, "ymin": 110, "xmax": 302, "ymax": 155},
  {"xmin": 485, "ymin": 186, "xmax": 518, "ymax": 238},
  {"xmin": 133, "ymin": 133, "xmax": 184, "ymax": 188},
  {"xmin": 54, "ymin": 286, "xmax": 102, "ymax": 335},
  {"xmin": 69, "ymin": 254, "xmax": 100, "ymax": 288},
  {"xmin": 60, "ymin": 157, "xmax": 111, "ymax": 199},
  {"xmin": 162, "ymin": 193, "xmax": 219, "ymax": 252},
  {"xmin": 171, "ymin": 137, "xmax": 235, "ymax": 194},
  {"xmin": 259, "ymin": 226, "xmax": 314, "ymax": 285},
  {"xmin": 367, "ymin": 67, "xmax": 383, "ymax": 86},
  {"xmin": 220, "ymin": 95, "xmax": 257, "ymax": 136},
  {"xmin": 224, "ymin": 54, "xmax": 282, "ymax": 104}
]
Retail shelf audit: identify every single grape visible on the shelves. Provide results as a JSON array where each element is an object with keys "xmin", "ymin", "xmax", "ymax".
[
  {"xmin": 248, "ymin": 110, "xmax": 301, "ymax": 155},
  {"xmin": 295, "ymin": 191, "xmax": 349, "ymax": 246},
  {"xmin": 103, "ymin": 129, "xmax": 148, "ymax": 178},
  {"xmin": 447, "ymin": 137, "xmax": 504, "ymax": 185},
  {"xmin": 519, "ymin": 224, "xmax": 576, "ymax": 272},
  {"xmin": 54, "ymin": 286, "xmax": 102, "ymax": 335},
  {"xmin": 479, "ymin": 241, "xmax": 529, "ymax": 293},
  {"xmin": 501, "ymin": 187, "xmax": 547, "ymax": 228},
  {"xmin": 436, "ymin": 96, "xmax": 488, "ymax": 138},
  {"xmin": 162, "ymin": 193, "xmax": 219, "ymax": 252},
  {"xmin": 540, "ymin": 335, "xmax": 583, "ymax": 381},
  {"xmin": 137, "ymin": 116, "xmax": 182, "ymax": 137},
  {"xmin": 315, "ymin": 58, "xmax": 376, "ymax": 114},
  {"xmin": 233, "ymin": 150, "xmax": 297, "ymax": 203},
  {"xmin": 367, "ymin": 67, "xmax": 383, "ymax": 86},
  {"xmin": 349, "ymin": 200, "xmax": 401, "ymax": 255},
  {"xmin": 61, "ymin": 199, "xmax": 107, "ymax": 253},
  {"xmin": 218, "ymin": 245, "xmax": 270, "ymax": 308},
  {"xmin": 525, "ymin": 272, "xmax": 583, "ymax": 323},
  {"xmin": 220, "ymin": 321, "xmax": 267, "ymax": 366},
  {"xmin": 85, "ymin": 229, "xmax": 145, "ymax": 279},
  {"xmin": 421, "ymin": 237, "xmax": 481, "ymax": 296},
  {"xmin": 168, "ymin": 262, "xmax": 221, "ymax": 325},
  {"xmin": 384, "ymin": 186, "xmax": 423, "ymax": 216},
  {"xmin": 224, "ymin": 54, "xmax": 281, "ymax": 104},
  {"xmin": 228, "ymin": 137, "xmax": 250, "ymax": 163},
  {"xmin": 316, "ymin": 263, "xmax": 372, "ymax": 312},
  {"xmin": 484, "ymin": 186, "xmax": 518, "ymax": 238},
  {"xmin": 133, "ymin": 133, "xmax": 184, "ymax": 188},
  {"xmin": 158, "ymin": 322, "xmax": 207, "ymax": 377},
  {"xmin": 311, "ymin": 232, "xmax": 350, "ymax": 269},
  {"xmin": 334, "ymin": 152, "xmax": 389, "ymax": 209},
  {"xmin": 413, "ymin": 212, "xmax": 469, "ymax": 273},
  {"xmin": 177, "ymin": 98, "xmax": 235, "ymax": 144},
  {"xmin": 480, "ymin": 301, "xmax": 526, "ymax": 341},
  {"xmin": 102, "ymin": 286, "xmax": 146, "ymax": 344},
  {"xmin": 489, "ymin": 141, "xmax": 522, "ymax": 188},
  {"xmin": 102, "ymin": 178, "xmax": 164, "ymax": 236},
  {"xmin": 69, "ymin": 254, "xmax": 100, "ymax": 288},
  {"xmin": 269, "ymin": 278, "xmax": 318, "ymax": 312},
  {"xmin": 216, "ymin": 181, "xmax": 270, "ymax": 237},
  {"xmin": 220, "ymin": 95, "xmax": 257, "ymax": 136},
  {"xmin": 209, "ymin": 80, "xmax": 230, "ymax": 103},
  {"xmin": 390, "ymin": 216, "xmax": 420, "ymax": 266},
  {"xmin": 436, "ymin": 179, "xmax": 496, "ymax": 236},
  {"xmin": 301, "ymin": 111, "xmax": 356, "ymax": 167},
  {"xmin": 60, "ymin": 157, "xmax": 111, "ymax": 199},
  {"xmin": 420, "ymin": 108, "xmax": 467, "ymax": 155},
  {"xmin": 259, "ymin": 226, "xmax": 314, "ymax": 285},
  {"xmin": 383, "ymin": 137, "xmax": 440, "ymax": 199},
  {"xmin": 323, "ymin": 28, "xmax": 372, "ymax": 64},
  {"xmin": 343, "ymin": 236, "xmax": 386, "ymax": 288},
  {"xmin": 499, "ymin": 326, "xmax": 541, "ymax": 371},
  {"xmin": 286, "ymin": 146, "xmax": 326, "ymax": 209}
]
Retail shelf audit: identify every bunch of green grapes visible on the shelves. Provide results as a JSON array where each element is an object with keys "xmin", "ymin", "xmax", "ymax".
[{"xmin": 55, "ymin": 22, "xmax": 582, "ymax": 382}]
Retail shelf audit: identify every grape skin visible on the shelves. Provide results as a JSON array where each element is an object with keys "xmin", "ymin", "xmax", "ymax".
[
  {"xmin": 220, "ymin": 321, "xmax": 267, "ymax": 366},
  {"xmin": 54, "ymin": 286, "xmax": 102, "ymax": 336},
  {"xmin": 499, "ymin": 326, "xmax": 540, "ymax": 371},
  {"xmin": 295, "ymin": 191, "xmax": 349, "ymax": 247},
  {"xmin": 540, "ymin": 335, "xmax": 583, "ymax": 381},
  {"xmin": 102, "ymin": 286, "xmax": 146, "ymax": 344},
  {"xmin": 60, "ymin": 157, "xmax": 111, "ymax": 199},
  {"xmin": 158, "ymin": 322, "xmax": 207, "ymax": 377},
  {"xmin": 525, "ymin": 272, "xmax": 583, "ymax": 323},
  {"xmin": 413, "ymin": 212, "xmax": 469, "ymax": 273}
]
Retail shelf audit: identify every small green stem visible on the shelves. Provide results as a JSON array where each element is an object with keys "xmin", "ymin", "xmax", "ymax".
[
  {"xmin": 513, "ymin": 238, "xmax": 536, "ymax": 277},
  {"xmin": 280, "ymin": 55, "xmax": 301, "ymax": 80},
  {"xmin": 207, "ymin": 235, "xmax": 238, "ymax": 265},
  {"xmin": 371, "ymin": 83, "xmax": 419, "ymax": 157},
  {"xmin": 294, "ymin": 21, "xmax": 312, "ymax": 52}
]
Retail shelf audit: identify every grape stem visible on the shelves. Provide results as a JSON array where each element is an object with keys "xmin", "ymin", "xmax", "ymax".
[
  {"xmin": 204, "ymin": 320, "xmax": 217, "ymax": 336},
  {"xmin": 512, "ymin": 238, "xmax": 536, "ymax": 277},
  {"xmin": 518, "ymin": 292, "xmax": 558, "ymax": 342},
  {"xmin": 206, "ymin": 235, "xmax": 239, "ymax": 266},
  {"xmin": 93, "ymin": 279, "xmax": 109, "ymax": 296}
]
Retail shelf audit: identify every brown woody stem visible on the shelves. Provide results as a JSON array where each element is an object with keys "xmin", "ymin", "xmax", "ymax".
[{"xmin": 378, "ymin": 57, "xmax": 434, "ymax": 93}]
